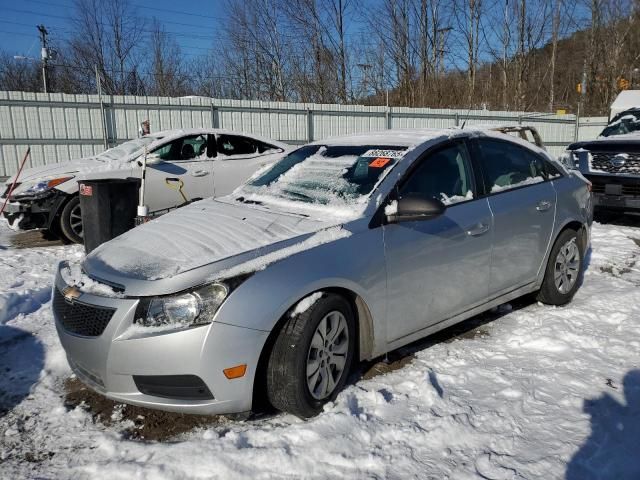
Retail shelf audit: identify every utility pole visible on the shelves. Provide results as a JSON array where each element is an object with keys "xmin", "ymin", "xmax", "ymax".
[{"xmin": 37, "ymin": 24, "xmax": 49, "ymax": 93}]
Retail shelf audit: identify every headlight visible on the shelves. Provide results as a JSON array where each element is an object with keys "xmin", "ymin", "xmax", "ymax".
[
  {"xmin": 13, "ymin": 176, "xmax": 74, "ymax": 197},
  {"xmin": 136, "ymin": 282, "xmax": 229, "ymax": 330}
]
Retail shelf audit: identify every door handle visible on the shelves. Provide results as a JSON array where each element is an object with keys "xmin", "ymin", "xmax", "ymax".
[
  {"xmin": 466, "ymin": 223, "xmax": 490, "ymax": 236},
  {"xmin": 191, "ymin": 170, "xmax": 209, "ymax": 177},
  {"xmin": 536, "ymin": 200, "xmax": 552, "ymax": 211}
]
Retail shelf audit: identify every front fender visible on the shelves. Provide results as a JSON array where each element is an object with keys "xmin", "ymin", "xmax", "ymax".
[{"xmin": 212, "ymin": 227, "xmax": 388, "ymax": 359}]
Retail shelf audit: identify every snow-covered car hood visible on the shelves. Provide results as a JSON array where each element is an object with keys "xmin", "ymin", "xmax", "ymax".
[
  {"xmin": 83, "ymin": 198, "xmax": 346, "ymax": 294},
  {"xmin": 4, "ymin": 156, "xmax": 130, "ymax": 188},
  {"xmin": 568, "ymin": 135, "xmax": 640, "ymax": 152}
]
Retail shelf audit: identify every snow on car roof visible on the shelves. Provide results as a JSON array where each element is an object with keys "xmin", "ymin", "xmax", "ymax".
[{"xmin": 313, "ymin": 128, "xmax": 459, "ymax": 148}]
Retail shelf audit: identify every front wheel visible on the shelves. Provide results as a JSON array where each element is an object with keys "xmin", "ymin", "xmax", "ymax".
[
  {"xmin": 537, "ymin": 229, "xmax": 584, "ymax": 305},
  {"xmin": 266, "ymin": 293, "xmax": 356, "ymax": 418},
  {"xmin": 59, "ymin": 196, "xmax": 83, "ymax": 244}
]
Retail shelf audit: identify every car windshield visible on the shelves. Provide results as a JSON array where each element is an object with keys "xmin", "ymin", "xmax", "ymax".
[
  {"xmin": 96, "ymin": 136, "xmax": 162, "ymax": 161},
  {"xmin": 600, "ymin": 111, "xmax": 640, "ymax": 137},
  {"xmin": 236, "ymin": 144, "xmax": 407, "ymax": 216}
]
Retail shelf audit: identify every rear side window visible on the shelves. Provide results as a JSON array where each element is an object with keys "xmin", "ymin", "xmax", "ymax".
[
  {"xmin": 478, "ymin": 139, "xmax": 546, "ymax": 193},
  {"xmin": 217, "ymin": 135, "xmax": 263, "ymax": 156},
  {"xmin": 400, "ymin": 143, "xmax": 474, "ymax": 205}
]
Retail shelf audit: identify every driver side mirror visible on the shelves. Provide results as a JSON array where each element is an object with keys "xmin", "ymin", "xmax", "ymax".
[
  {"xmin": 138, "ymin": 153, "xmax": 162, "ymax": 167},
  {"xmin": 385, "ymin": 194, "xmax": 446, "ymax": 223}
]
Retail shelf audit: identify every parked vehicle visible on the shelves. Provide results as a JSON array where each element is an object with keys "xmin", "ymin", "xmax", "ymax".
[
  {"xmin": 1, "ymin": 129, "xmax": 288, "ymax": 242},
  {"xmin": 53, "ymin": 128, "xmax": 592, "ymax": 419},
  {"xmin": 565, "ymin": 106, "xmax": 640, "ymax": 214}
]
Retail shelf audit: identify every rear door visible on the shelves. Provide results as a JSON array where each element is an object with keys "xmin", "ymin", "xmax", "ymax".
[
  {"xmin": 475, "ymin": 138, "xmax": 556, "ymax": 296},
  {"xmin": 383, "ymin": 140, "xmax": 493, "ymax": 342},
  {"xmin": 143, "ymin": 134, "xmax": 216, "ymax": 212},
  {"xmin": 213, "ymin": 134, "xmax": 283, "ymax": 196}
]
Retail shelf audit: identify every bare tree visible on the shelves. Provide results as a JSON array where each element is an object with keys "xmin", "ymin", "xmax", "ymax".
[
  {"xmin": 147, "ymin": 20, "xmax": 187, "ymax": 96},
  {"xmin": 67, "ymin": 0, "xmax": 146, "ymax": 95}
]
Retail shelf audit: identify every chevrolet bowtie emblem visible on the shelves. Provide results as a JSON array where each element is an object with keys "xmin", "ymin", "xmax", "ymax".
[{"xmin": 62, "ymin": 285, "xmax": 81, "ymax": 302}]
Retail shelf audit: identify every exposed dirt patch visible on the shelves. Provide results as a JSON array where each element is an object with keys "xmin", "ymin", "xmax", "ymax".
[
  {"xmin": 64, "ymin": 378, "xmax": 226, "ymax": 441},
  {"xmin": 631, "ymin": 237, "xmax": 640, "ymax": 248},
  {"xmin": 9, "ymin": 230, "xmax": 64, "ymax": 249},
  {"xmin": 361, "ymin": 354, "xmax": 416, "ymax": 381}
]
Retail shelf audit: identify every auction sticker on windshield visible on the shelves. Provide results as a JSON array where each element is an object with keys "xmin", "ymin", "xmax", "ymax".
[
  {"xmin": 362, "ymin": 149, "xmax": 405, "ymax": 158},
  {"xmin": 369, "ymin": 157, "xmax": 392, "ymax": 168}
]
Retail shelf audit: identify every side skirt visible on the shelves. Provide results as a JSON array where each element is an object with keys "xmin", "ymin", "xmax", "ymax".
[{"xmin": 385, "ymin": 282, "xmax": 538, "ymax": 353}]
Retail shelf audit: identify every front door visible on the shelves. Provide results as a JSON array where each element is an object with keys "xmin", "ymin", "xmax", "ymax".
[
  {"xmin": 383, "ymin": 141, "xmax": 493, "ymax": 343},
  {"xmin": 475, "ymin": 138, "xmax": 556, "ymax": 295},
  {"xmin": 142, "ymin": 134, "xmax": 216, "ymax": 212}
]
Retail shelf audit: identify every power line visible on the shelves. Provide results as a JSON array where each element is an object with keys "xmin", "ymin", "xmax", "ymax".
[{"xmin": 21, "ymin": 0, "xmax": 224, "ymax": 22}]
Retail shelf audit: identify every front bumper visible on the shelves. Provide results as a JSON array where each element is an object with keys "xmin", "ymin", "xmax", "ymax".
[
  {"xmin": 584, "ymin": 174, "xmax": 640, "ymax": 212},
  {"xmin": 1, "ymin": 190, "xmax": 67, "ymax": 230},
  {"xmin": 52, "ymin": 262, "xmax": 270, "ymax": 415}
]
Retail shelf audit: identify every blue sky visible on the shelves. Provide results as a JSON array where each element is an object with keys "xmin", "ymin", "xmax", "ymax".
[{"xmin": 0, "ymin": 0, "xmax": 222, "ymax": 59}]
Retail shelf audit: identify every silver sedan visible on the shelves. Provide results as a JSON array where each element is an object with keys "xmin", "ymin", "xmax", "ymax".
[{"xmin": 53, "ymin": 128, "xmax": 592, "ymax": 418}]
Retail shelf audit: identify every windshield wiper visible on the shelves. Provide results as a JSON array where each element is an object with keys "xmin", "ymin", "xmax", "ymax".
[{"xmin": 235, "ymin": 196, "xmax": 263, "ymax": 205}]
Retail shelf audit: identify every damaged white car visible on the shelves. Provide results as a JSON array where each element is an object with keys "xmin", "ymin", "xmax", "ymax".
[
  {"xmin": 53, "ymin": 128, "xmax": 591, "ymax": 418},
  {"xmin": 1, "ymin": 129, "xmax": 288, "ymax": 242}
]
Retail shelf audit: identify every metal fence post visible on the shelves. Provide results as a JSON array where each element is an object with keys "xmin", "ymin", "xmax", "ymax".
[
  {"xmin": 518, "ymin": 115, "xmax": 522, "ymax": 125},
  {"xmin": 454, "ymin": 113, "xmax": 460, "ymax": 126},
  {"xmin": 385, "ymin": 107, "xmax": 392, "ymax": 129},
  {"xmin": 211, "ymin": 104, "xmax": 220, "ymax": 129},
  {"xmin": 95, "ymin": 65, "xmax": 109, "ymax": 148},
  {"xmin": 574, "ymin": 103, "xmax": 581, "ymax": 142},
  {"xmin": 307, "ymin": 109, "xmax": 314, "ymax": 142}
]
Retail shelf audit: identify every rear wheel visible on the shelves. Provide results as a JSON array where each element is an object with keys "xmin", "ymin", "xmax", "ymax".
[
  {"xmin": 59, "ymin": 196, "xmax": 83, "ymax": 244},
  {"xmin": 266, "ymin": 293, "xmax": 356, "ymax": 418},
  {"xmin": 537, "ymin": 229, "xmax": 584, "ymax": 305}
]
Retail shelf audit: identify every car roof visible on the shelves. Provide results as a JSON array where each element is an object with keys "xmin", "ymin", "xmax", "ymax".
[
  {"xmin": 308, "ymin": 127, "xmax": 545, "ymax": 152},
  {"xmin": 147, "ymin": 128, "xmax": 289, "ymax": 149},
  {"xmin": 310, "ymin": 128, "xmax": 464, "ymax": 148}
]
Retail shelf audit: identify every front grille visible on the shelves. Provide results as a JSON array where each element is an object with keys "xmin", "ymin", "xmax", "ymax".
[
  {"xmin": 590, "ymin": 152, "xmax": 640, "ymax": 174},
  {"xmin": 589, "ymin": 181, "xmax": 640, "ymax": 196},
  {"xmin": 53, "ymin": 288, "xmax": 116, "ymax": 336}
]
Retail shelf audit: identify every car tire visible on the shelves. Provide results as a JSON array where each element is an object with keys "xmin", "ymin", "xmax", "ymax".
[
  {"xmin": 266, "ymin": 293, "xmax": 356, "ymax": 419},
  {"xmin": 59, "ymin": 196, "xmax": 83, "ymax": 244},
  {"xmin": 537, "ymin": 228, "xmax": 584, "ymax": 306}
]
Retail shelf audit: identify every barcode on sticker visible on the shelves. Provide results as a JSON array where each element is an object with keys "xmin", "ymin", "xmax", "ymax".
[{"xmin": 362, "ymin": 149, "xmax": 405, "ymax": 158}]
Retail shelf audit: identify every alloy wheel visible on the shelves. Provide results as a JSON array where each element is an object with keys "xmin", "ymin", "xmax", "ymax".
[
  {"xmin": 69, "ymin": 204, "xmax": 83, "ymax": 238},
  {"xmin": 554, "ymin": 238, "xmax": 580, "ymax": 294},
  {"xmin": 306, "ymin": 310, "xmax": 349, "ymax": 400}
]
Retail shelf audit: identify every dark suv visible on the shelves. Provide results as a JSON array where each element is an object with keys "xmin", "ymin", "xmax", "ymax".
[{"xmin": 566, "ymin": 108, "xmax": 640, "ymax": 213}]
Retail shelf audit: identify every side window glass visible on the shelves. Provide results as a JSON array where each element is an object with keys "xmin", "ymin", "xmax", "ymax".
[
  {"xmin": 152, "ymin": 135, "xmax": 208, "ymax": 161},
  {"xmin": 182, "ymin": 135, "xmax": 208, "ymax": 160},
  {"xmin": 545, "ymin": 159, "xmax": 563, "ymax": 179},
  {"xmin": 479, "ymin": 140, "xmax": 546, "ymax": 193},
  {"xmin": 152, "ymin": 140, "xmax": 180, "ymax": 160},
  {"xmin": 218, "ymin": 135, "xmax": 259, "ymax": 156},
  {"xmin": 400, "ymin": 143, "xmax": 474, "ymax": 206}
]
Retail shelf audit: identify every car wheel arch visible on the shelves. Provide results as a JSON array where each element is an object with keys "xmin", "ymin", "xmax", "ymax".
[
  {"xmin": 536, "ymin": 219, "xmax": 587, "ymax": 287},
  {"xmin": 250, "ymin": 287, "xmax": 375, "ymax": 411},
  {"xmin": 554, "ymin": 219, "xmax": 588, "ymax": 251}
]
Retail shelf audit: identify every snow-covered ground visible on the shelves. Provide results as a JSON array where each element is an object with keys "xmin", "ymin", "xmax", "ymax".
[{"xmin": 1, "ymin": 220, "xmax": 640, "ymax": 479}]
